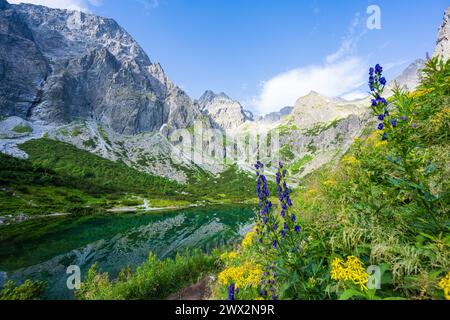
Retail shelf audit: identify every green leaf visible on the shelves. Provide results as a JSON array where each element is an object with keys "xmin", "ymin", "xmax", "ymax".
[{"xmin": 338, "ymin": 289, "xmax": 366, "ymax": 300}]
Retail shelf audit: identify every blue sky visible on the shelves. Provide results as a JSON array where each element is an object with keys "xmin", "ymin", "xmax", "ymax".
[{"xmin": 9, "ymin": 0, "xmax": 450, "ymax": 114}]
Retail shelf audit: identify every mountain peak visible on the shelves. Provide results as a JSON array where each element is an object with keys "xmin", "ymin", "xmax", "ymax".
[
  {"xmin": 198, "ymin": 90, "xmax": 230, "ymax": 105},
  {"xmin": 434, "ymin": 7, "xmax": 450, "ymax": 60}
]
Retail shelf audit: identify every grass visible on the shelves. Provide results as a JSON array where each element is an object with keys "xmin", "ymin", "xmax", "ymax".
[
  {"xmin": 12, "ymin": 124, "xmax": 32, "ymax": 134},
  {"xmin": 0, "ymin": 138, "xmax": 262, "ymax": 216},
  {"xmin": 76, "ymin": 250, "xmax": 221, "ymax": 300},
  {"xmin": 289, "ymin": 154, "xmax": 313, "ymax": 175},
  {"xmin": 303, "ymin": 118, "xmax": 344, "ymax": 137}
]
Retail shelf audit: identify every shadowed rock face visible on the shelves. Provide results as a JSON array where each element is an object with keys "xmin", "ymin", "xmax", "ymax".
[
  {"xmin": 0, "ymin": 1, "xmax": 200, "ymax": 135},
  {"xmin": 434, "ymin": 7, "xmax": 450, "ymax": 61}
]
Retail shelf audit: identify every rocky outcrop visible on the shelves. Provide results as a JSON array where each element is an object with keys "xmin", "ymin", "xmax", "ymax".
[
  {"xmin": 288, "ymin": 91, "xmax": 366, "ymax": 129},
  {"xmin": 0, "ymin": 1, "xmax": 200, "ymax": 135},
  {"xmin": 434, "ymin": 7, "xmax": 450, "ymax": 61},
  {"xmin": 258, "ymin": 106, "xmax": 293, "ymax": 123},
  {"xmin": 385, "ymin": 59, "xmax": 425, "ymax": 95},
  {"xmin": 197, "ymin": 90, "xmax": 253, "ymax": 130}
]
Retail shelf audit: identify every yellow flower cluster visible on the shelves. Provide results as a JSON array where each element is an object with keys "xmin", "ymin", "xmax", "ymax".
[
  {"xmin": 323, "ymin": 179, "xmax": 338, "ymax": 188},
  {"xmin": 220, "ymin": 251, "xmax": 238, "ymax": 262},
  {"xmin": 331, "ymin": 256, "xmax": 369, "ymax": 291},
  {"xmin": 408, "ymin": 88, "xmax": 433, "ymax": 99},
  {"xmin": 430, "ymin": 107, "xmax": 450, "ymax": 132},
  {"xmin": 242, "ymin": 230, "xmax": 256, "ymax": 249},
  {"xmin": 438, "ymin": 271, "xmax": 450, "ymax": 300},
  {"xmin": 218, "ymin": 262, "xmax": 264, "ymax": 288},
  {"xmin": 342, "ymin": 155, "xmax": 359, "ymax": 166}
]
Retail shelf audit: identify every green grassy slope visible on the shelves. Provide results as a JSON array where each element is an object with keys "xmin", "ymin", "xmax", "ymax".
[{"xmin": 0, "ymin": 139, "xmax": 262, "ymax": 216}]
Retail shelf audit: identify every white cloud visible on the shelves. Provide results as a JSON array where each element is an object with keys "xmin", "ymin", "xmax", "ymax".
[
  {"xmin": 8, "ymin": 0, "xmax": 102, "ymax": 12},
  {"xmin": 252, "ymin": 57, "xmax": 367, "ymax": 114},
  {"xmin": 250, "ymin": 12, "xmax": 372, "ymax": 115},
  {"xmin": 326, "ymin": 13, "xmax": 365, "ymax": 64},
  {"xmin": 341, "ymin": 90, "xmax": 368, "ymax": 101}
]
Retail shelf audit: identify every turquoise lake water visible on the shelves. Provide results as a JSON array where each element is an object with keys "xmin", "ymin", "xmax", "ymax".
[{"xmin": 0, "ymin": 205, "xmax": 254, "ymax": 299}]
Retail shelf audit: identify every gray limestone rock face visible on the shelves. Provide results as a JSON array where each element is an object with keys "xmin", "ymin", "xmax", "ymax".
[
  {"xmin": 434, "ymin": 7, "xmax": 450, "ymax": 61},
  {"xmin": 385, "ymin": 59, "xmax": 425, "ymax": 95},
  {"xmin": 0, "ymin": 1, "xmax": 201, "ymax": 135},
  {"xmin": 197, "ymin": 90, "xmax": 253, "ymax": 130}
]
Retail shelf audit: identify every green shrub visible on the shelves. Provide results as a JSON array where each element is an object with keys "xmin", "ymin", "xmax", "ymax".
[
  {"xmin": 12, "ymin": 124, "xmax": 32, "ymax": 134},
  {"xmin": 77, "ymin": 250, "xmax": 221, "ymax": 300},
  {"xmin": 0, "ymin": 280, "xmax": 47, "ymax": 300}
]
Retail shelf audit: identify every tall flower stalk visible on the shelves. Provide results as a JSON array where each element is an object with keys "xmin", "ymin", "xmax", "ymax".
[
  {"xmin": 254, "ymin": 161, "xmax": 305, "ymax": 300},
  {"xmin": 368, "ymin": 64, "xmax": 443, "ymax": 232}
]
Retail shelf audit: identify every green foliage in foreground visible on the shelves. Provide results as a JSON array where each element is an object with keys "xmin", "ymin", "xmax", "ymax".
[
  {"xmin": 0, "ymin": 280, "xmax": 47, "ymax": 300},
  {"xmin": 213, "ymin": 57, "xmax": 449, "ymax": 301},
  {"xmin": 76, "ymin": 250, "xmax": 221, "ymax": 300}
]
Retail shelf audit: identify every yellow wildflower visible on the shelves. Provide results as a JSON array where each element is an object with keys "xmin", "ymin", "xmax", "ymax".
[
  {"xmin": 218, "ymin": 262, "xmax": 264, "ymax": 288},
  {"xmin": 220, "ymin": 251, "xmax": 238, "ymax": 262},
  {"xmin": 323, "ymin": 179, "xmax": 337, "ymax": 188},
  {"xmin": 374, "ymin": 140, "xmax": 388, "ymax": 149},
  {"xmin": 430, "ymin": 107, "xmax": 450, "ymax": 132},
  {"xmin": 342, "ymin": 155, "xmax": 359, "ymax": 166},
  {"xmin": 408, "ymin": 88, "xmax": 433, "ymax": 99},
  {"xmin": 242, "ymin": 230, "xmax": 256, "ymax": 249},
  {"xmin": 331, "ymin": 256, "xmax": 369, "ymax": 291},
  {"xmin": 438, "ymin": 272, "xmax": 450, "ymax": 300}
]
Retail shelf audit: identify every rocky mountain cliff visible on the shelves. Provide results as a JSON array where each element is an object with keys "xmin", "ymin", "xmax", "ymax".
[
  {"xmin": 1, "ymin": 1, "xmax": 448, "ymax": 184},
  {"xmin": 197, "ymin": 90, "xmax": 253, "ymax": 130},
  {"xmin": 258, "ymin": 107, "xmax": 293, "ymax": 124},
  {"xmin": 385, "ymin": 59, "xmax": 425, "ymax": 96},
  {"xmin": 434, "ymin": 7, "xmax": 450, "ymax": 60},
  {"xmin": 0, "ymin": 0, "xmax": 200, "ymax": 135},
  {"xmin": 287, "ymin": 91, "xmax": 367, "ymax": 129}
]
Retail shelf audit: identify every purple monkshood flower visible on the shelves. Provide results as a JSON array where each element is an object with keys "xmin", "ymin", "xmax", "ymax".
[
  {"xmin": 380, "ymin": 77, "xmax": 387, "ymax": 86},
  {"xmin": 391, "ymin": 120, "xmax": 397, "ymax": 128},
  {"xmin": 284, "ymin": 222, "xmax": 288, "ymax": 230},
  {"xmin": 378, "ymin": 114, "xmax": 385, "ymax": 121},
  {"xmin": 371, "ymin": 99, "xmax": 377, "ymax": 107},
  {"xmin": 281, "ymin": 209, "xmax": 285, "ymax": 218},
  {"xmin": 369, "ymin": 67, "xmax": 374, "ymax": 75},
  {"xmin": 261, "ymin": 290, "xmax": 267, "ymax": 297},
  {"xmin": 287, "ymin": 198, "xmax": 293, "ymax": 207},
  {"xmin": 378, "ymin": 123, "xmax": 384, "ymax": 131},
  {"xmin": 401, "ymin": 116, "xmax": 407, "ymax": 121},
  {"xmin": 228, "ymin": 283, "xmax": 235, "ymax": 300},
  {"xmin": 291, "ymin": 214, "xmax": 296, "ymax": 223},
  {"xmin": 375, "ymin": 64, "xmax": 383, "ymax": 74},
  {"xmin": 412, "ymin": 123, "xmax": 417, "ymax": 128},
  {"xmin": 295, "ymin": 225, "xmax": 300, "ymax": 233},
  {"xmin": 272, "ymin": 295, "xmax": 277, "ymax": 301},
  {"xmin": 263, "ymin": 216, "xmax": 268, "ymax": 225},
  {"xmin": 273, "ymin": 240, "xmax": 277, "ymax": 249},
  {"xmin": 281, "ymin": 230, "xmax": 286, "ymax": 238},
  {"xmin": 274, "ymin": 224, "xmax": 278, "ymax": 231},
  {"xmin": 382, "ymin": 133, "xmax": 388, "ymax": 141},
  {"xmin": 263, "ymin": 272, "xmax": 268, "ymax": 277}
]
